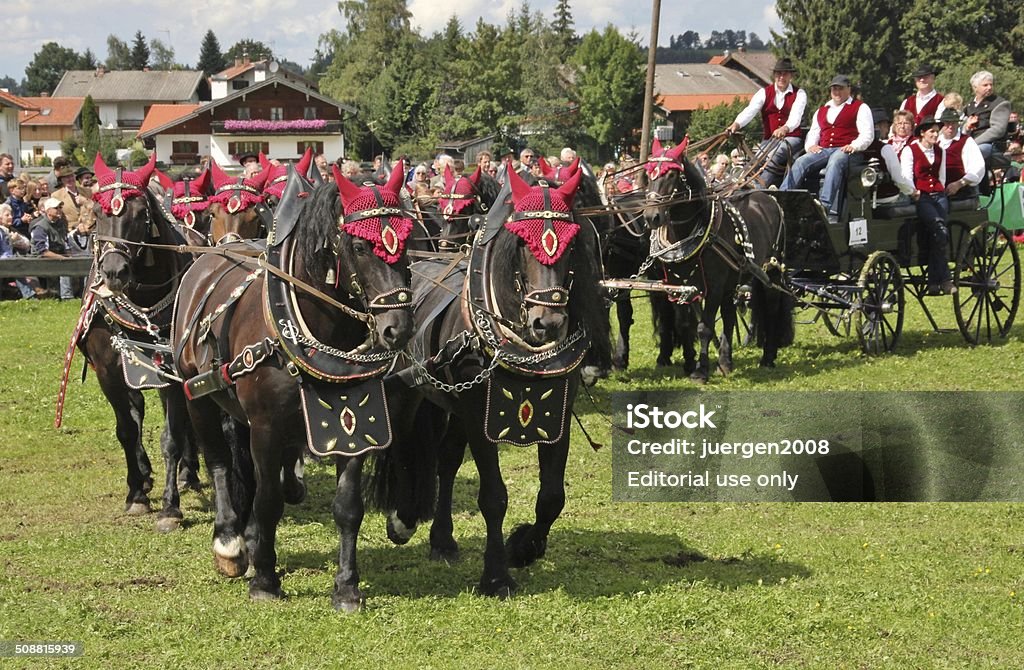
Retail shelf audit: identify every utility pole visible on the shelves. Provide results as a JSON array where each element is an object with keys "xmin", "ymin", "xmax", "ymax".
[{"xmin": 638, "ymin": 0, "xmax": 662, "ymax": 178}]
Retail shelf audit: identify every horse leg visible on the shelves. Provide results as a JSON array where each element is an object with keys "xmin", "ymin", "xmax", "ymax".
[
  {"xmin": 430, "ymin": 415, "xmax": 467, "ymax": 563},
  {"xmin": 94, "ymin": 366, "xmax": 153, "ymax": 514},
  {"xmin": 332, "ymin": 454, "xmax": 367, "ymax": 612},
  {"xmin": 612, "ymin": 295, "xmax": 633, "ymax": 370},
  {"xmin": 651, "ymin": 293, "xmax": 674, "ymax": 367},
  {"xmin": 176, "ymin": 423, "xmax": 203, "ymax": 493},
  {"xmin": 506, "ymin": 432, "xmax": 570, "ymax": 568},
  {"xmin": 247, "ymin": 420, "xmax": 287, "ymax": 600},
  {"xmin": 188, "ymin": 396, "xmax": 250, "ymax": 578},
  {"xmin": 155, "ymin": 387, "xmax": 189, "ymax": 532},
  {"xmin": 465, "ymin": 423, "xmax": 515, "ymax": 598},
  {"xmin": 717, "ymin": 289, "xmax": 736, "ymax": 375},
  {"xmin": 691, "ymin": 316, "xmax": 714, "ymax": 384},
  {"xmin": 679, "ymin": 303, "xmax": 697, "ymax": 374}
]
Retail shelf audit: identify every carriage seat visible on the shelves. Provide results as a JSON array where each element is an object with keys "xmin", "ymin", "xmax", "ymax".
[{"xmin": 872, "ymin": 196, "xmax": 980, "ymax": 220}]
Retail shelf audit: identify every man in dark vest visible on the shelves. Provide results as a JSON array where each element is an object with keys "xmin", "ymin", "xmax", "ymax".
[
  {"xmin": 780, "ymin": 74, "xmax": 874, "ymax": 223},
  {"xmin": 726, "ymin": 57, "xmax": 807, "ymax": 188},
  {"xmin": 937, "ymin": 108, "xmax": 984, "ymax": 199},
  {"xmin": 30, "ymin": 197, "xmax": 74, "ymax": 300},
  {"xmin": 900, "ymin": 63, "xmax": 945, "ymax": 125},
  {"xmin": 963, "ymin": 70, "xmax": 1011, "ymax": 160}
]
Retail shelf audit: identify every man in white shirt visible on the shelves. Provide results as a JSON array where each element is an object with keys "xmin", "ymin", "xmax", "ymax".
[
  {"xmin": 937, "ymin": 108, "xmax": 985, "ymax": 199},
  {"xmin": 900, "ymin": 63, "xmax": 945, "ymax": 125},
  {"xmin": 727, "ymin": 58, "xmax": 807, "ymax": 188},
  {"xmin": 780, "ymin": 74, "xmax": 874, "ymax": 223}
]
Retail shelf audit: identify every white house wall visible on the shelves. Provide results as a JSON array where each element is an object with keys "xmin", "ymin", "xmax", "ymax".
[
  {"xmin": 1, "ymin": 108, "xmax": 21, "ymax": 168},
  {"xmin": 208, "ymin": 135, "xmax": 345, "ymax": 165},
  {"xmin": 20, "ymin": 140, "xmax": 63, "ymax": 165}
]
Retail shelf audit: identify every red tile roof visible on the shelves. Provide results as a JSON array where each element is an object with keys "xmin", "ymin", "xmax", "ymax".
[
  {"xmin": 19, "ymin": 97, "xmax": 84, "ymax": 126},
  {"xmin": 657, "ymin": 93, "xmax": 755, "ymax": 112},
  {"xmin": 138, "ymin": 104, "xmax": 201, "ymax": 136},
  {"xmin": 0, "ymin": 89, "xmax": 34, "ymax": 109}
]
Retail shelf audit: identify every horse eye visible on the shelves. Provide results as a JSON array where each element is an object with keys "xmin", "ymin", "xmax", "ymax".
[{"xmin": 352, "ymin": 239, "xmax": 369, "ymax": 255}]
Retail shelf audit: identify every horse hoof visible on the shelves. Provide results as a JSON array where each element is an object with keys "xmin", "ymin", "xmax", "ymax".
[
  {"xmin": 155, "ymin": 514, "xmax": 182, "ymax": 534},
  {"xmin": 282, "ymin": 481, "xmax": 306, "ymax": 505},
  {"xmin": 479, "ymin": 576, "xmax": 517, "ymax": 599},
  {"xmin": 611, "ymin": 357, "xmax": 628, "ymax": 371},
  {"xmin": 580, "ymin": 365, "xmax": 607, "ymax": 387},
  {"xmin": 386, "ymin": 511, "xmax": 416, "ymax": 546},
  {"xmin": 125, "ymin": 501, "xmax": 150, "ymax": 516},
  {"xmin": 506, "ymin": 523, "xmax": 546, "ymax": 568},
  {"xmin": 177, "ymin": 476, "xmax": 202, "ymax": 493},
  {"xmin": 332, "ymin": 586, "xmax": 366, "ymax": 613},
  {"xmin": 213, "ymin": 536, "xmax": 248, "ymax": 578},
  {"xmin": 141, "ymin": 478, "xmax": 154, "ymax": 495},
  {"xmin": 429, "ymin": 545, "xmax": 460, "ymax": 564},
  {"xmin": 249, "ymin": 585, "xmax": 284, "ymax": 602},
  {"xmin": 689, "ymin": 372, "xmax": 708, "ymax": 385},
  {"xmin": 656, "ymin": 357, "xmax": 673, "ymax": 367}
]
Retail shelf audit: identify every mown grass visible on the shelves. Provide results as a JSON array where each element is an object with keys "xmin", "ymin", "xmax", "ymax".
[{"xmin": 1, "ymin": 297, "xmax": 1023, "ymax": 669}]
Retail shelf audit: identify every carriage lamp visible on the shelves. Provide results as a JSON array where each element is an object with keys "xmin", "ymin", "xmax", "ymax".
[{"xmin": 860, "ymin": 165, "xmax": 879, "ymax": 189}]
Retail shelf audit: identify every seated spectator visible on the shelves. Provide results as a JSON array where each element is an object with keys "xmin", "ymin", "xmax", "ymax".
[
  {"xmin": 560, "ymin": 147, "xmax": 577, "ymax": 164},
  {"xmin": 53, "ymin": 165, "xmax": 96, "ymax": 232},
  {"xmin": 46, "ymin": 156, "xmax": 70, "ymax": 191},
  {"xmin": 0, "ymin": 153, "xmax": 16, "ymax": 199},
  {"xmin": 863, "ymin": 108, "xmax": 913, "ymax": 206},
  {"xmin": 76, "ymin": 167, "xmax": 96, "ymax": 189},
  {"xmin": 476, "ymin": 150, "xmax": 493, "ymax": 175},
  {"xmin": 726, "ymin": 57, "xmax": 806, "ymax": 188},
  {"xmin": 709, "ymin": 153, "xmax": 731, "ymax": 184},
  {"xmin": 6, "ymin": 178, "xmax": 37, "ymax": 239},
  {"xmin": 901, "ymin": 63, "xmax": 944, "ymax": 124},
  {"xmin": 0, "ymin": 202, "xmax": 38, "ymax": 300},
  {"xmin": 780, "ymin": 74, "xmax": 874, "ymax": 223},
  {"xmin": 1003, "ymin": 143, "xmax": 1024, "ymax": 182},
  {"xmin": 900, "ymin": 116, "xmax": 954, "ymax": 295},
  {"xmin": 694, "ymin": 153, "xmax": 711, "ymax": 178},
  {"xmin": 30, "ymin": 198, "xmax": 74, "ymax": 300},
  {"xmin": 963, "ymin": 70, "xmax": 1011, "ymax": 160},
  {"xmin": 938, "ymin": 108, "xmax": 985, "ymax": 198},
  {"xmin": 943, "ymin": 92, "xmax": 963, "ymax": 116}
]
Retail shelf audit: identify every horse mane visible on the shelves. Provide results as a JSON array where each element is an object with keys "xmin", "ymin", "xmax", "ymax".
[
  {"xmin": 296, "ymin": 180, "xmax": 342, "ymax": 284},
  {"xmin": 489, "ymin": 215, "xmax": 610, "ymax": 365}
]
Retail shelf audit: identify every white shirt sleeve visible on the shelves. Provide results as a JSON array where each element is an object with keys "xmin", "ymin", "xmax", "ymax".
[
  {"xmin": 939, "ymin": 151, "xmax": 946, "ymax": 185},
  {"xmin": 805, "ymin": 108, "xmax": 822, "ymax": 149},
  {"xmin": 851, "ymin": 104, "xmax": 875, "ymax": 151},
  {"xmin": 882, "ymin": 144, "xmax": 915, "ymax": 195},
  {"xmin": 960, "ymin": 137, "xmax": 985, "ymax": 186},
  {"xmin": 900, "ymin": 145, "xmax": 916, "ymax": 189},
  {"xmin": 733, "ymin": 88, "xmax": 767, "ymax": 129},
  {"xmin": 785, "ymin": 88, "xmax": 808, "ymax": 133}
]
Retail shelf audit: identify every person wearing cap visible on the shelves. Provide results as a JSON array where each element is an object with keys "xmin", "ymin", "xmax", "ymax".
[
  {"xmin": 900, "ymin": 64, "xmax": 945, "ymax": 125},
  {"xmin": 780, "ymin": 74, "xmax": 874, "ymax": 223},
  {"xmin": 900, "ymin": 116, "xmax": 955, "ymax": 295},
  {"xmin": 75, "ymin": 166, "xmax": 96, "ymax": 189},
  {"xmin": 239, "ymin": 151, "xmax": 261, "ymax": 178},
  {"xmin": 963, "ymin": 70, "xmax": 1011, "ymax": 160},
  {"xmin": 937, "ymin": 108, "xmax": 984, "ymax": 198},
  {"xmin": 52, "ymin": 165, "xmax": 96, "ymax": 233},
  {"xmin": 1004, "ymin": 143, "xmax": 1024, "ymax": 182},
  {"xmin": 30, "ymin": 197, "xmax": 75, "ymax": 300},
  {"xmin": 726, "ymin": 57, "xmax": 807, "ymax": 188}
]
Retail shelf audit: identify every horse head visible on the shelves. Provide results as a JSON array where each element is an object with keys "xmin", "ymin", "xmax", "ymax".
[
  {"xmin": 91, "ymin": 152, "xmax": 162, "ymax": 293},
  {"xmin": 263, "ymin": 148, "xmax": 313, "ymax": 208},
  {"xmin": 326, "ymin": 160, "xmax": 414, "ymax": 350},
  {"xmin": 208, "ymin": 159, "xmax": 271, "ymax": 244},
  {"xmin": 157, "ymin": 168, "xmax": 213, "ymax": 242},
  {"xmin": 503, "ymin": 164, "xmax": 584, "ymax": 346},
  {"xmin": 642, "ymin": 137, "xmax": 704, "ymax": 230},
  {"xmin": 436, "ymin": 164, "xmax": 485, "ymax": 251}
]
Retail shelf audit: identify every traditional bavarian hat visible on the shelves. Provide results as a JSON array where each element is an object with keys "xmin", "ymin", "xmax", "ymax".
[
  {"xmin": 332, "ymin": 159, "xmax": 414, "ymax": 264},
  {"xmin": 938, "ymin": 108, "xmax": 961, "ymax": 125},
  {"xmin": 237, "ymin": 150, "xmax": 259, "ymax": 165},
  {"xmin": 828, "ymin": 74, "xmax": 853, "ymax": 88},
  {"xmin": 56, "ymin": 165, "xmax": 76, "ymax": 179},
  {"xmin": 911, "ymin": 63, "xmax": 938, "ymax": 79},
  {"xmin": 913, "ymin": 115, "xmax": 942, "ymax": 136},
  {"xmin": 772, "ymin": 58, "xmax": 797, "ymax": 73}
]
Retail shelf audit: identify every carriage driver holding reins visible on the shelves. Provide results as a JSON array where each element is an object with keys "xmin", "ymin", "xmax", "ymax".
[{"xmin": 726, "ymin": 58, "xmax": 807, "ymax": 188}]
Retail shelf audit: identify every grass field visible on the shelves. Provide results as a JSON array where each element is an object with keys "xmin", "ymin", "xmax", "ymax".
[{"xmin": 1, "ymin": 295, "xmax": 1023, "ymax": 669}]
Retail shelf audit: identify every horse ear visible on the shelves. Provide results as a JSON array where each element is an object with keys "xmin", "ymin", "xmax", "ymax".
[
  {"xmin": 155, "ymin": 169, "xmax": 174, "ymax": 189},
  {"xmin": 384, "ymin": 158, "xmax": 406, "ymax": 194},
  {"xmin": 210, "ymin": 160, "xmax": 233, "ymax": 189},
  {"xmin": 555, "ymin": 167, "xmax": 583, "ymax": 206},
  {"xmin": 507, "ymin": 160, "xmax": 532, "ymax": 203},
  {"xmin": 666, "ymin": 136, "xmax": 689, "ymax": 161},
  {"xmin": 248, "ymin": 163, "xmax": 271, "ymax": 191},
  {"xmin": 258, "ymin": 152, "xmax": 270, "ymax": 171},
  {"xmin": 443, "ymin": 163, "xmax": 455, "ymax": 188},
  {"xmin": 652, "ymin": 138, "xmax": 664, "ymax": 157},
  {"xmin": 468, "ymin": 165, "xmax": 481, "ymax": 185},
  {"xmin": 564, "ymin": 156, "xmax": 580, "ymax": 178},
  {"xmin": 93, "ymin": 152, "xmax": 114, "ymax": 183},
  {"xmin": 136, "ymin": 152, "xmax": 157, "ymax": 187},
  {"xmin": 295, "ymin": 148, "xmax": 313, "ymax": 179},
  {"xmin": 538, "ymin": 155, "xmax": 554, "ymax": 178},
  {"xmin": 194, "ymin": 169, "xmax": 211, "ymax": 194},
  {"xmin": 335, "ymin": 165, "xmax": 362, "ymax": 207}
]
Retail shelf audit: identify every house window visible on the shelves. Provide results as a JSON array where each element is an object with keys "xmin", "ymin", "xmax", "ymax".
[
  {"xmin": 303, "ymin": 107, "xmax": 317, "ymax": 120},
  {"xmin": 172, "ymin": 141, "xmax": 200, "ymax": 154},
  {"xmin": 228, "ymin": 141, "xmax": 270, "ymax": 157},
  {"xmin": 232, "ymin": 80, "xmax": 250, "ymax": 91},
  {"xmin": 33, "ymin": 146, "xmax": 44, "ymax": 159},
  {"xmin": 237, "ymin": 107, "xmax": 250, "ymax": 120},
  {"xmin": 270, "ymin": 107, "xmax": 284, "ymax": 121},
  {"xmin": 298, "ymin": 141, "xmax": 324, "ymax": 155}
]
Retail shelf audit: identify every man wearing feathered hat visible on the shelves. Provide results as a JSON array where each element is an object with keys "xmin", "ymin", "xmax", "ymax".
[{"xmin": 726, "ymin": 57, "xmax": 807, "ymax": 188}]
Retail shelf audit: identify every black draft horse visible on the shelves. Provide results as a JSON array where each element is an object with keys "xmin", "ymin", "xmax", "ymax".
[
  {"xmin": 172, "ymin": 163, "xmax": 415, "ymax": 610},
  {"xmin": 56, "ymin": 153, "xmax": 199, "ymax": 531},
  {"xmin": 378, "ymin": 164, "xmax": 610, "ymax": 597},
  {"xmin": 642, "ymin": 140, "xmax": 795, "ymax": 381}
]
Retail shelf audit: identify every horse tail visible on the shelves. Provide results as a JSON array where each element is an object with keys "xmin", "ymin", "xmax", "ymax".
[
  {"xmin": 363, "ymin": 398, "xmax": 438, "ymax": 524},
  {"xmin": 750, "ymin": 265, "xmax": 796, "ymax": 351}
]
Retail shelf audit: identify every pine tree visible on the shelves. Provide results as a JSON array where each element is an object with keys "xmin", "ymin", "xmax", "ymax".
[
  {"xmin": 196, "ymin": 30, "xmax": 227, "ymax": 77},
  {"xmin": 552, "ymin": 0, "xmax": 576, "ymax": 59},
  {"xmin": 81, "ymin": 95, "xmax": 100, "ymax": 162},
  {"xmin": 130, "ymin": 31, "xmax": 150, "ymax": 70}
]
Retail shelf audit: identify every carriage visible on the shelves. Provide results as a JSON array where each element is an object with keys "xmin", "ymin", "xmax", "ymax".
[{"xmin": 764, "ymin": 162, "xmax": 1021, "ymax": 353}]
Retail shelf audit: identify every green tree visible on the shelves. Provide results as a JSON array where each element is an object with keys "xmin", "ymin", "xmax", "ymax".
[
  {"xmin": 224, "ymin": 39, "xmax": 274, "ymax": 63},
  {"xmin": 0, "ymin": 76, "xmax": 22, "ymax": 96},
  {"xmin": 80, "ymin": 49, "xmax": 98, "ymax": 69},
  {"xmin": 571, "ymin": 26, "xmax": 646, "ymax": 158},
  {"xmin": 24, "ymin": 42, "xmax": 84, "ymax": 96},
  {"xmin": 80, "ymin": 95, "xmax": 101, "ymax": 161},
  {"xmin": 552, "ymin": 0, "xmax": 576, "ymax": 59},
  {"xmin": 130, "ymin": 31, "xmax": 150, "ymax": 69},
  {"xmin": 773, "ymin": 0, "xmax": 904, "ymax": 110},
  {"xmin": 901, "ymin": 0, "xmax": 1015, "ymax": 70},
  {"xmin": 149, "ymin": 39, "xmax": 178, "ymax": 70},
  {"xmin": 105, "ymin": 35, "xmax": 133, "ymax": 70},
  {"xmin": 685, "ymin": 98, "xmax": 761, "ymax": 148},
  {"xmin": 196, "ymin": 30, "xmax": 227, "ymax": 76}
]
